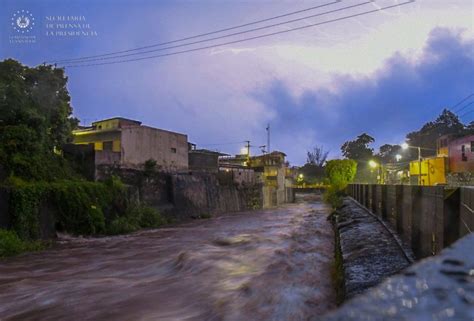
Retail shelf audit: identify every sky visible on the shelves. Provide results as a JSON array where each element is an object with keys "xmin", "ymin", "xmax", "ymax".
[{"xmin": 1, "ymin": 0, "xmax": 473, "ymax": 165}]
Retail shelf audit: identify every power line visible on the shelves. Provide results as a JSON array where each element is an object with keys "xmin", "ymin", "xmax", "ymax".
[
  {"xmin": 56, "ymin": 1, "xmax": 371, "ymax": 65},
  {"xmin": 454, "ymin": 101, "xmax": 474, "ymax": 114},
  {"xmin": 460, "ymin": 109, "xmax": 474, "ymax": 118},
  {"xmin": 451, "ymin": 93, "xmax": 474, "ymax": 111},
  {"xmin": 48, "ymin": 0, "xmax": 340, "ymax": 64},
  {"xmin": 63, "ymin": 0, "xmax": 415, "ymax": 68}
]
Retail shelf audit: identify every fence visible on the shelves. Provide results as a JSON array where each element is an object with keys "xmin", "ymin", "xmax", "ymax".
[{"xmin": 348, "ymin": 184, "xmax": 473, "ymax": 258}]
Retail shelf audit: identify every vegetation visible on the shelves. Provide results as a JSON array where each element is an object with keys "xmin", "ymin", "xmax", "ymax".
[
  {"xmin": 108, "ymin": 205, "xmax": 166, "ymax": 235},
  {"xmin": 4, "ymin": 177, "xmax": 166, "ymax": 240},
  {"xmin": 330, "ymin": 222, "xmax": 345, "ymax": 305},
  {"xmin": 0, "ymin": 229, "xmax": 46, "ymax": 258},
  {"xmin": 143, "ymin": 158, "xmax": 158, "ymax": 177},
  {"xmin": 298, "ymin": 145, "xmax": 329, "ymax": 184},
  {"xmin": 306, "ymin": 145, "xmax": 329, "ymax": 167},
  {"xmin": 323, "ymin": 159, "xmax": 357, "ymax": 208},
  {"xmin": 0, "ymin": 59, "xmax": 171, "ymax": 258},
  {"xmin": 0, "ymin": 59, "xmax": 79, "ymax": 181},
  {"xmin": 340, "ymin": 133, "xmax": 374, "ymax": 161},
  {"xmin": 406, "ymin": 109, "xmax": 465, "ymax": 158},
  {"xmin": 337, "ymin": 109, "xmax": 472, "ymax": 183}
]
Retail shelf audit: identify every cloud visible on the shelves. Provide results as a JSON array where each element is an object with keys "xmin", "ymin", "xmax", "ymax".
[
  {"xmin": 253, "ymin": 27, "xmax": 474, "ymax": 164},
  {"xmin": 55, "ymin": 1, "xmax": 473, "ymax": 166}
]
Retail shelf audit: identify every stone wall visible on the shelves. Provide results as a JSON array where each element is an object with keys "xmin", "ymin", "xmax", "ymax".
[
  {"xmin": 348, "ymin": 184, "xmax": 469, "ymax": 258},
  {"xmin": 460, "ymin": 187, "xmax": 474, "ymax": 236},
  {"xmin": 99, "ymin": 168, "xmax": 264, "ymax": 220}
]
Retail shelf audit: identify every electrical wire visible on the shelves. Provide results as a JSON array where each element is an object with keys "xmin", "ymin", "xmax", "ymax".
[
  {"xmin": 62, "ymin": 0, "xmax": 415, "ymax": 68},
  {"xmin": 454, "ymin": 101, "xmax": 474, "ymax": 114},
  {"xmin": 451, "ymin": 93, "xmax": 474, "ymax": 112},
  {"xmin": 47, "ymin": 0, "xmax": 340, "ymax": 64},
  {"xmin": 55, "ymin": 1, "xmax": 371, "ymax": 64}
]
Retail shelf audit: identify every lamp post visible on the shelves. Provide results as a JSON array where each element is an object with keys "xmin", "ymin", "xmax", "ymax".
[
  {"xmin": 401, "ymin": 143, "xmax": 435, "ymax": 185},
  {"xmin": 369, "ymin": 160, "xmax": 382, "ymax": 184}
]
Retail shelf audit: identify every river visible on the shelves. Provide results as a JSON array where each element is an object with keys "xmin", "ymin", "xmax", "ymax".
[{"xmin": 0, "ymin": 194, "xmax": 335, "ymax": 321}]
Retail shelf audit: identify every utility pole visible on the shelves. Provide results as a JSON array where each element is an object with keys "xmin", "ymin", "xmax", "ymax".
[
  {"xmin": 418, "ymin": 146, "xmax": 422, "ymax": 186},
  {"xmin": 245, "ymin": 140, "xmax": 250, "ymax": 165},
  {"xmin": 266, "ymin": 124, "xmax": 271, "ymax": 153}
]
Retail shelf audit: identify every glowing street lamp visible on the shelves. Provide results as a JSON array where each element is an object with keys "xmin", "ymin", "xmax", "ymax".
[
  {"xmin": 369, "ymin": 160, "xmax": 378, "ymax": 168},
  {"xmin": 402, "ymin": 142, "xmax": 422, "ymax": 185}
]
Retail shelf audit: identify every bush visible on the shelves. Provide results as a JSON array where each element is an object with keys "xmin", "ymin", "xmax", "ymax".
[
  {"xmin": 107, "ymin": 205, "xmax": 165, "ymax": 235},
  {"xmin": 0, "ymin": 229, "xmax": 44, "ymax": 258},
  {"xmin": 108, "ymin": 216, "xmax": 139, "ymax": 235},
  {"xmin": 7, "ymin": 179, "xmax": 128, "ymax": 238},
  {"xmin": 324, "ymin": 159, "xmax": 357, "ymax": 208},
  {"xmin": 5, "ymin": 177, "xmax": 166, "ymax": 241},
  {"xmin": 136, "ymin": 206, "xmax": 166, "ymax": 228},
  {"xmin": 323, "ymin": 185, "xmax": 344, "ymax": 209}
]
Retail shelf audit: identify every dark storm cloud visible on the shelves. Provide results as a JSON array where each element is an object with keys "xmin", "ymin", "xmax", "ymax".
[{"xmin": 255, "ymin": 28, "xmax": 474, "ymax": 163}]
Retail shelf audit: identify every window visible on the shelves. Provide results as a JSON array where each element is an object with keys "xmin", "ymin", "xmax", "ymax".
[
  {"xmin": 170, "ymin": 147, "xmax": 177, "ymax": 153},
  {"xmin": 461, "ymin": 145, "xmax": 467, "ymax": 162},
  {"xmin": 471, "ymin": 141, "xmax": 474, "ymax": 152},
  {"xmin": 103, "ymin": 141, "xmax": 113, "ymax": 151}
]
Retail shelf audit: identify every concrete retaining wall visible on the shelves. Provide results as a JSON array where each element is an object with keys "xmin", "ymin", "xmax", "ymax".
[
  {"xmin": 349, "ymin": 184, "xmax": 469, "ymax": 259},
  {"xmin": 321, "ymin": 234, "xmax": 474, "ymax": 321},
  {"xmin": 0, "ymin": 170, "xmax": 270, "ymax": 240},
  {"xmin": 460, "ymin": 187, "xmax": 474, "ymax": 236}
]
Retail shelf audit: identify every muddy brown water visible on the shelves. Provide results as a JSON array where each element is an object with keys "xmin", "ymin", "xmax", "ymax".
[{"xmin": 0, "ymin": 194, "xmax": 335, "ymax": 321}]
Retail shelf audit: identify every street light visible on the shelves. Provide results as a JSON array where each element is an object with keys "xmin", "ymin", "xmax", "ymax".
[
  {"xmin": 368, "ymin": 160, "xmax": 383, "ymax": 184},
  {"xmin": 402, "ymin": 142, "xmax": 423, "ymax": 185},
  {"xmin": 369, "ymin": 160, "xmax": 378, "ymax": 168}
]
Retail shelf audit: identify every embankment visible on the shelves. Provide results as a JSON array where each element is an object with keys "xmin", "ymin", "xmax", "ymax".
[{"xmin": 330, "ymin": 197, "xmax": 413, "ymax": 300}]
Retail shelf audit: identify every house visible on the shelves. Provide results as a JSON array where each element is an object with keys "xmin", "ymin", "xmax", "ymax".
[
  {"xmin": 408, "ymin": 134, "xmax": 474, "ymax": 186},
  {"xmin": 188, "ymin": 146, "xmax": 228, "ymax": 173},
  {"xmin": 72, "ymin": 117, "xmax": 188, "ymax": 171},
  {"xmin": 219, "ymin": 151, "xmax": 293, "ymax": 207},
  {"xmin": 445, "ymin": 134, "xmax": 474, "ymax": 173}
]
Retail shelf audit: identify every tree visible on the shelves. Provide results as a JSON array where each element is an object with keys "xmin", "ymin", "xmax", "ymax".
[
  {"xmin": 341, "ymin": 133, "xmax": 375, "ymax": 160},
  {"xmin": 405, "ymin": 109, "xmax": 464, "ymax": 158},
  {"xmin": 0, "ymin": 59, "xmax": 78, "ymax": 180},
  {"xmin": 323, "ymin": 159, "xmax": 357, "ymax": 208},
  {"xmin": 306, "ymin": 145, "xmax": 329, "ymax": 167},
  {"xmin": 325, "ymin": 159, "xmax": 357, "ymax": 189},
  {"xmin": 377, "ymin": 144, "xmax": 402, "ymax": 163}
]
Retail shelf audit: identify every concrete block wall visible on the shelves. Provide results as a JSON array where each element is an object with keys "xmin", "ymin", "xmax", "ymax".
[
  {"xmin": 459, "ymin": 187, "xmax": 474, "ymax": 237},
  {"xmin": 349, "ymin": 184, "xmax": 471, "ymax": 259}
]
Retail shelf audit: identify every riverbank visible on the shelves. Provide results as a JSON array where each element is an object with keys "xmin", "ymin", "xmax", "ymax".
[{"xmin": 329, "ymin": 197, "xmax": 413, "ymax": 300}]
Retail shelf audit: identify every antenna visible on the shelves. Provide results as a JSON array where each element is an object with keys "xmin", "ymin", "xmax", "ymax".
[{"xmin": 266, "ymin": 124, "xmax": 271, "ymax": 153}]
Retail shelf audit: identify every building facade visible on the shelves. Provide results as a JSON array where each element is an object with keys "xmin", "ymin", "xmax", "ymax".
[
  {"xmin": 409, "ymin": 134, "xmax": 474, "ymax": 186},
  {"xmin": 72, "ymin": 117, "xmax": 188, "ymax": 171},
  {"xmin": 219, "ymin": 151, "xmax": 293, "ymax": 207}
]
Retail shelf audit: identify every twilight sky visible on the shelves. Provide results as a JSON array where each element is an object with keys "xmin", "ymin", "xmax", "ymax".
[{"xmin": 1, "ymin": 0, "xmax": 473, "ymax": 165}]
